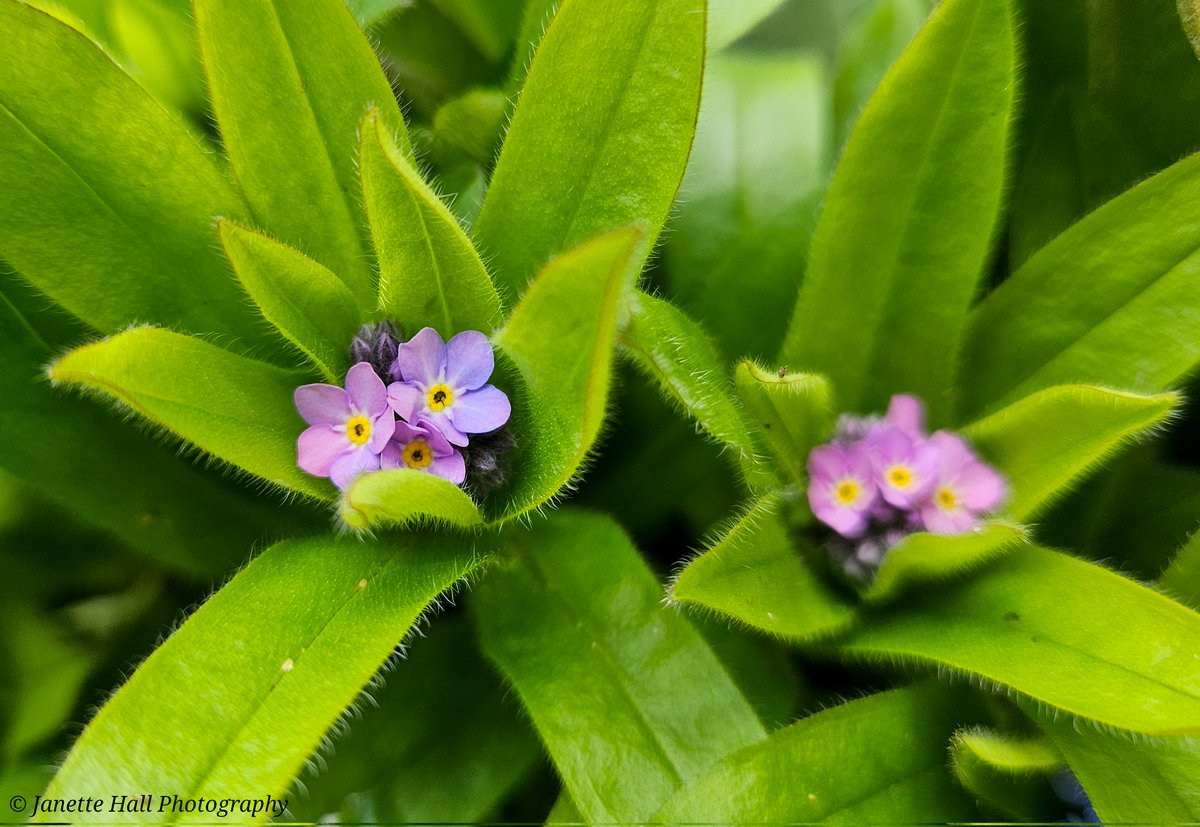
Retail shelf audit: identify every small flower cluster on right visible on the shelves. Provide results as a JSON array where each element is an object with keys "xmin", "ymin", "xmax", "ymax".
[{"xmin": 806, "ymin": 394, "xmax": 1007, "ymax": 581}]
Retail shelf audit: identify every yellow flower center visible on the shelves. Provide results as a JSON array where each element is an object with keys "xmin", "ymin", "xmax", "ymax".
[
  {"xmin": 345, "ymin": 415, "xmax": 371, "ymax": 446},
  {"xmin": 403, "ymin": 440, "xmax": 433, "ymax": 469},
  {"xmin": 936, "ymin": 486, "xmax": 958, "ymax": 510},
  {"xmin": 886, "ymin": 465, "xmax": 914, "ymax": 490},
  {"xmin": 427, "ymin": 383, "xmax": 455, "ymax": 411},
  {"xmin": 834, "ymin": 479, "xmax": 860, "ymax": 506}
]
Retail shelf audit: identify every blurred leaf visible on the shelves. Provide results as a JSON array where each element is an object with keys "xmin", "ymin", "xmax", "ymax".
[
  {"xmin": 664, "ymin": 52, "xmax": 827, "ymax": 359},
  {"xmin": 862, "ymin": 521, "xmax": 1028, "ymax": 604},
  {"xmin": 474, "ymin": 0, "xmax": 705, "ymax": 295},
  {"xmin": 694, "ymin": 617, "xmax": 806, "ymax": 730},
  {"xmin": 431, "ymin": 88, "xmax": 508, "ymax": 164},
  {"xmin": 621, "ymin": 292, "xmax": 772, "ymax": 490},
  {"xmin": 474, "ymin": 512, "xmax": 765, "ymax": 824},
  {"xmin": 507, "ymin": 0, "xmax": 558, "ymax": 91},
  {"xmin": 962, "ymin": 385, "xmax": 1179, "ymax": 520},
  {"xmin": 338, "ymin": 469, "xmax": 483, "ymax": 530},
  {"xmin": 781, "ymin": 0, "xmax": 1015, "ymax": 423},
  {"xmin": 964, "ymin": 151, "xmax": 1200, "ymax": 415},
  {"xmin": 734, "ymin": 362, "xmax": 832, "ymax": 488},
  {"xmin": 493, "ymin": 228, "xmax": 642, "ymax": 521},
  {"xmin": 949, "ymin": 728, "xmax": 1062, "ymax": 821},
  {"xmin": 1161, "ymin": 531, "xmax": 1200, "ymax": 612},
  {"xmin": 652, "ymin": 683, "xmax": 979, "ymax": 823},
  {"xmin": 219, "ymin": 221, "xmax": 360, "ymax": 384},
  {"xmin": 833, "ymin": 546, "xmax": 1200, "ymax": 735},
  {"xmin": 346, "ymin": 0, "xmax": 411, "ymax": 28},
  {"xmin": 109, "ymin": 0, "xmax": 206, "ymax": 118},
  {"xmin": 670, "ymin": 495, "xmax": 858, "ymax": 642},
  {"xmin": 196, "ymin": 0, "xmax": 409, "ymax": 307},
  {"xmin": 359, "ymin": 110, "xmax": 503, "ymax": 336},
  {"xmin": 429, "ymin": 0, "xmax": 523, "ymax": 63},
  {"xmin": 0, "ymin": 0, "xmax": 270, "ymax": 348},
  {"xmin": 708, "ymin": 0, "xmax": 789, "ymax": 50},
  {"xmin": 43, "ymin": 533, "xmax": 488, "ymax": 824},
  {"xmin": 50, "ymin": 327, "xmax": 330, "ymax": 501}
]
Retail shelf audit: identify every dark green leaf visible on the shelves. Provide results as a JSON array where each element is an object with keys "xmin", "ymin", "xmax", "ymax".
[
  {"xmin": 1162, "ymin": 531, "xmax": 1200, "ymax": 612},
  {"xmin": 733, "ymin": 362, "xmax": 833, "ymax": 488},
  {"xmin": 949, "ymin": 728, "xmax": 1063, "ymax": 820}
]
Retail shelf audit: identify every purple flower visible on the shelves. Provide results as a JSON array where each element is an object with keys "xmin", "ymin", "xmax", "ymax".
[
  {"xmin": 381, "ymin": 418, "xmax": 466, "ymax": 484},
  {"xmin": 919, "ymin": 431, "xmax": 1007, "ymax": 533},
  {"xmin": 867, "ymin": 425, "xmax": 939, "ymax": 509},
  {"xmin": 884, "ymin": 393, "xmax": 926, "ymax": 439},
  {"xmin": 808, "ymin": 441, "xmax": 880, "ymax": 537},
  {"xmin": 295, "ymin": 362, "xmax": 396, "ymax": 490},
  {"xmin": 387, "ymin": 327, "xmax": 511, "ymax": 446}
]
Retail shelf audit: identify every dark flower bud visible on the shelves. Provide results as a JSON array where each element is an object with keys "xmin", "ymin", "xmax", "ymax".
[
  {"xmin": 463, "ymin": 426, "xmax": 516, "ymax": 497},
  {"xmin": 349, "ymin": 321, "xmax": 402, "ymax": 382}
]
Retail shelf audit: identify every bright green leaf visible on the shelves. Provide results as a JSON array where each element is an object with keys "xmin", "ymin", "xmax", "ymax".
[
  {"xmin": 1161, "ymin": 531, "xmax": 1200, "ymax": 612},
  {"xmin": 219, "ymin": 220, "xmax": 360, "ymax": 384},
  {"xmin": 949, "ymin": 728, "xmax": 1062, "ymax": 821},
  {"xmin": 474, "ymin": 0, "xmax": 705, "ymax": 295},
  {"xmin": 652, "ymin": 682, "xmax": 979, "ymax": 824},
  {"xmin": 195, "ymin": 0, "xmax": 410, "ymax": 307},
  {"xmin": 0, "ymin": 0, "xmax": 269, "ymax": 348},
  {"xmin": 621, "ymin": 292, "xmax": 772, "ymax": 490},
  {"xmin": 733, "ymin": 362, "xmax": 833, "ymax": 488},
  {"xmin": 359, "ymin": 110, "xmax": 503, "ymax": 337},
  {"xmin": 780, "ymin": 0, "xmax": 1015, "ymax": 422},
  {"xmin": 49, "ymin": 328, "xmax": 330, "ymax": 501},
  {"xmin": 474, "ymin": 512, "xmax": 765, "ymax": 824},
  {"xmin": 670, "ymin": 495, "xmax": 858, "ymax": 642},
  {"xmin": 40, "ymin": 533, "xmax": 488, "ymax": 825},
  {"xmin": 833, "ymin": 546, "xmax": 1200, "ymax": 735},
  {"xmin": 964, "ymin": 150, "xmax": 1200, "ymax": 415},
  {"xmin": 109, "ymin": 0, "xmax": 207, "ymax": 120},
  {"xmin": 492, "ymin": 228, "xmax": 643, "ymax": 521},
  {"xmin": 962, "ymin": 385, "xmax": 1179, "ymax": 520},
  {"xmin": 338, "ymin": 469, "xmax": 483, "ymax": 531},
  {"xmin": 708, "ymin": 0, "xmax": 789, "ymax": 50}
]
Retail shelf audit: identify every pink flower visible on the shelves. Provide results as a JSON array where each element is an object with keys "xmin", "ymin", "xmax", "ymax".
[
  {"xmin": 294, "ymin": 362, "xmax": 396, "ymax": 490},
  {"xmin": 807, "ymin": 441, "xmax": 880, "ymax": 537},
  {"xmin": 919, "ymin": 431, "xmax": 1007, "ymax": 533},
  {"xmin": 867, "ymin": 425, "xmax": 940, "ymax": 509},
  {"xmin": 381, "ymin": 419, "xmax": 466, "ymax": 485}
]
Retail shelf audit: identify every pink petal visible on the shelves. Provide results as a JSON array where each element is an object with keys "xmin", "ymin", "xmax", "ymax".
[
  {"xmin": 428, "ymin": 450, "xmax": 466, "ymax": 485},
  {"xmin": 807, "ymin": 443, "xmax": 849, "ymax": 483},
  {"xmin": 957, "ymin": 459, "xmax": 1007, "ymax": 512},
  {"xmin": 886, "ymin": 394, "xmax": 927, "ymax": 438},
  {"xmin": 345, "ymin": 362, "xmax": 388, "ymax": 416},
  {"xmin": 921, "ymin": 501, "xmax": 978, "ymax": 534},
  {"xmin": 387, "ymin": 381, "xmax": 422, "ymax": 421},
  {"xmin": 445, "ymin": 330, "xmax": 495, "ymax": 391},
  {"xmin": 412, "ymin": 417, "xmax": 455, "ymax": 455},
  {"xmin": 368, "ymin": 411, "xmax": 396, "ymax": 453},
  {"xmin": 424, "ymin": 411, "xmax": 468, "ymax": 446},
  {"xmin": 446, "ymin": 385, "xmax": 511, "ymax": 433},
  {"xmin": 330, "ymin": 447, "xmax": 380, "ymax": 490},
  {"xmin": 297, "ymin": 425, "xmax": 347, "ymax": 477},
  {"xmin": 395, "ymin": 327, "xmax": 446, "ymax": 385},
  {"xmin": 928, "ymin": 430, "xmax": 971, "ymax": 479},
  {"xmin": 294, "ymin": 383, "xmax": 350, "ymax": 425},
  {"xmin": 380, "ymin": 438, "xmax": 403, "ymax": 470}
]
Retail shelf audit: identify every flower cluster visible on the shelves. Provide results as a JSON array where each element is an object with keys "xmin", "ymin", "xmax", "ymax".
[
  {"xmin": 807, "ymin": 394, "xmax": 1006, "ymax": 581},
  {"xmin": 294, "ymin": 325, "xmax": 511, "ymax": 491}
]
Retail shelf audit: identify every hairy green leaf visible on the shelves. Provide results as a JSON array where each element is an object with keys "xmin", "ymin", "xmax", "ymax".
[
  {"xmin": 834, "ymin": 546, "xmax": 1200, "ymax": 735},
  {"xmin": 195, "ymin": 0, "xmax": 410, "ymax": 306},
  {"xmin": 949, "ymin": 728, "xmax": 1062, "ymax": 820},
  {"xmin": 781, "ymin": 0, "xmax": 1015, "ymax": 422},
  {"xmin": 1181, "ymin": 0, "xmax": 1200, "ymax": 60},
  {"xmin": 339, "ymin": 469, "xmax": 483, "ymax": 531},
  {"xmin": 40, "ymin": 534, "xmax": 487, "ymax": 825},
  {"xmin": 493, "ymin": 228, "xmax": 643, "ymax": 521},
  {"xmin": 734, "ymin": 362, "xmax": 833, "ymax": 488},
  {"xmin": 219, "ymin": 221, "xmax": 360, "ymax": 384},
  {"xmin": 1161, "ymin": 531, "xmax": 1200, "ymax": 612},
  {"xmin": 962, "ymin": 385, "xmax": 1179, "ymax": 520},
  {"xmin": 474, "ymin": 512, "xmax": 765, "ymax": 824},
  {"xmin": 652, "ymin": 683, "xmax": 979, "ymax": 824},
  {"xmin": 670, "ymin": 495, "xmax": 858, "ymax": 642},
  {"xmin": 359, "ymin": 110, "xmax": 503, "ymax": 337},
  {"xmin": 49, "ymin": 328, "xmax": 329, "ymax": 501},
  {"xmin": 474, "ymin": 0, "xmax": 705, "ymax": 295},
  {"xmin": 0, "ymin": 0, "xmax": 268, "ymax": 347}
]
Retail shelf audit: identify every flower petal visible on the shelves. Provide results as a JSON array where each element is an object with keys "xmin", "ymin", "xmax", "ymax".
[
  {"xmin": 885, "ymin": 394, "xmax": 926, "ymax": 438},
  {"xmin": 424, "ymin": 410, "xmax": 469, "ymax": 446},
  {"xmin": 297, "ymin": 425, "xmax": 347, "ymax": 477},
  {"xmin": 395, "ymin": 327, "xmax": 447, "ymax": 385},
  {"xmin": 330, "ymin": 447, "xmax": 380, "ymax": 490},
  {"xmin": 446, "ymin": 385, "xmax": 511, "ymax": 434},
  {"xmin": 294, "ymin": 383, "xmax": 350, "ymax": 425},
  {"xmin": 920, "ymin": 501, "xmax": 978, "ymax": 534},
  {"xmin": 807, "ymin": 443, "xmax": 849, "ymax": 483},
  {"xmin": 412, "ymin": 416, "xmax": 454, "ymax": 455},
  {"xmin": 956, "ymin": 458, "xmax": 1007, "ymax": 511},
  {"xmin": 445, "ymin": 330, "xmax": 495, "ymax": 391},
  {"xmin": 368, "ymin": 410, "xmax": 396, "ymax": 453},
  {"xmin": 345, "ymin": 362, "xmax": 388, "ymax": 415},
  {"xmin": 428, "ymin": 449, "xmax": 466, "ymax": 485},
  {"xmin": 387, "ymin": 381, "xmax": 423, "ymax": 421}
]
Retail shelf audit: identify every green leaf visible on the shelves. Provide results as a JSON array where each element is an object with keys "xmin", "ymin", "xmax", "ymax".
[
  {"xmin": 733, "ymin": 362, "xmax": 833, "ymax": 488},
  {"xmin": 195, "ymin": 0, "xmax": 410, "ymax": 307},
  {"xmin": 218, "ymin": 220, "xmax": 360, "ymax": 384},
  {"xmin": 49, "ymin": 328, "xmax": 330, "ymax": 501},
  {"xmin": 1162, "ymin": 531, "xmax": 1200, "ymax": 612},
  {"xmin": 961, "ymin": 385, "xmax": 1179, "ymax": 520},
  {"xmin": 474, "ymin": 512, "xmax": 765, "ymax": 824},
  {"xmin": 949, "ymin": 728, "xmax": 1063, "ymax": 821},
  {"xmin": 620, "ymin": 292, "xmax": 772, "ymax": 490},
  {"xmin": 670, "ymin": 495, "xmax": 858, "ymax": 642},
  {"xmin": 964, "ymin": 150, "xmax": 1200, "ymax": 415},
  {"xmin": 338, "ymin": 469, "xmax": 483, "ymax": 531},
  {"xmin": 359, "ymin": 110, "xmax": 503, "ymax": 337},
  {"xmin": 694, "ymin": 617, "xmax": 807, "ymax": 730},
  {"xmin": 1032, "ymin": 702, "xmax": 1200, "ymax": 824},
  {"xmin": 780, "ymin": 0, "xmax": 1015, "ymax": 422},
  {"xmin": 492, "ymin": 228, "xmax": 643, "ymax": 521},
  {"xmin": 474, "ymin": 0, "xmax": 705, "ymax": 295},
  {"xmin": 40, "ymin": 533, "xmax": 488, "ymax": 825},
  {"xmin": 1181, "ymin": 0, "xmax": 1200, "ymax": 60},
  {"xmin": 832, "ymin": 546, "xmax": 1200, "ymax": 735},
  {"xmin": 109, "ymin": 0, "xmax": 207, "ymax": 120},
  {"xmin": 708, "ymin": 0, "xmax": 789, "ymax": 50},
  {"xmin": 0, "ymin": 0, "xmax": 270, "ymax": 347},
  {"xmin": 862, "ymin": 521, "xmax": 1028, "ymax": 604},
  {"xmin": 429, "ymin": 0, "xmax": 523, "ymax": 64},
  {"xmin": 652, "ymin": 683, "xmax": 979, "ymax": 824}
]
